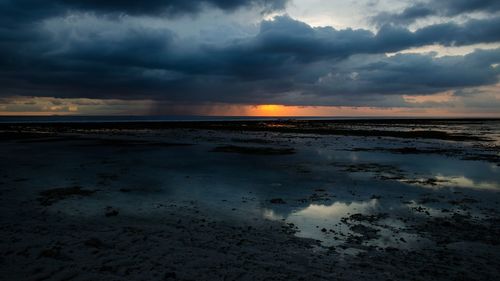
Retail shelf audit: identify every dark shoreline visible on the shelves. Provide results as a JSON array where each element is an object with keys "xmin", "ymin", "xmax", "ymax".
[
  {"xmin": 1, "ymin": 118, "xmax": 498, "ymax": 142},
  {"xmin": 1, "ymin": 116, "xmax": 499, "ymax": 124}
]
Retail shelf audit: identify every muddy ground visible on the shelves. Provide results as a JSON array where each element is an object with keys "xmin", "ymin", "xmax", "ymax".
[{"xmin": 0, "ymin": 119, "xmax": 499, "ymax": 280}]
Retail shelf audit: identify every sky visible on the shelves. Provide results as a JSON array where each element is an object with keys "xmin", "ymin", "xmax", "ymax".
[{"xmin": 0, "ymin": 0, "xmax": 499, "ymax": 116}]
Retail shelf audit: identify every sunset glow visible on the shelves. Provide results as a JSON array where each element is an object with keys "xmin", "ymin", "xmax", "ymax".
[
  {"xmin": 2, "ymin": 97, "xmax": 500, "ymax": 117},
  {"xmin": 251, "ymin": 105, "xmax": 291, "ymax": 116}
]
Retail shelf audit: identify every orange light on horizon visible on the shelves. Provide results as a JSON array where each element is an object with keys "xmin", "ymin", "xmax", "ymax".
[
  {"xmin": 252, "ymin": 104, "xmax": 290, "ymax": 116},
  {"xmin": 2, "ymin": 96, "xmax": 500, "ymax": 117}
]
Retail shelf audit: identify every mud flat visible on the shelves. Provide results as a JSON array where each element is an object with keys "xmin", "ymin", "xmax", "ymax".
[{"xmin": 1, "ymin": 119, "xmax": 499, "ymax": 280}]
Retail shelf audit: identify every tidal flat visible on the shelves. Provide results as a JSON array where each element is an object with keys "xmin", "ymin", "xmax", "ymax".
[{"xmin": 0, "ymin": 119, "xmax": 499, "ymax": 280}]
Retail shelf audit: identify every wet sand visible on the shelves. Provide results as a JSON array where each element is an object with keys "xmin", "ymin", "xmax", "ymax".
[{"xmin": 0, "ymin": 119, "xmax": 499, "ymax": 280}]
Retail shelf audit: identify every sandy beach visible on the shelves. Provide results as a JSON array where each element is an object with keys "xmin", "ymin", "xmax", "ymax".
[{"xmin": 1, "ymin": 119, "xmax": 499, "ymax": 280}]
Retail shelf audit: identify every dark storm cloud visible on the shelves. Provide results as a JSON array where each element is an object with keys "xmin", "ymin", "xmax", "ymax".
[
  {"xmin": 175, "ymin": 47, "xmax": 500, "ymax": 106},
  {"xmin": 379, "ymin": 16, "xmax": 500, "ymax": 48},
  {"xmin": 155, "ymin": 16, "xmax": 500, "ymax": 78},
  {"xmin": 63, "ymin": 0, "xmax": 289, "ymax": 15},
  {"xmin": 316, "ymin": 49, "xmax": 500, "ymax": 98},
  {"xmin": 373, "ymin": 0, "xmax": 500, "ymax": 26},
  {"xmin": 0, "ymin": 11, "xmax": 499, "ymax": 105},
  {"xmin": 371, "ymin": 4, "xmax": 434, "ymax": 27},
  {"xmin": 0, "ymin": 0, "xmax": 287, "ymax": 21}
]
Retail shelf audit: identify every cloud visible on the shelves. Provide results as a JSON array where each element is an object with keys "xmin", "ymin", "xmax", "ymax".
[
  {"xmin": 371, "ymin": 4, "xmax": 434, "ymax": 27},
  {"xmin": 0, "ymin": 11, "xmax": 499, "ymax": 108},
  {"xmin": 372, "ymin": 0, "xmax": 500, "ymax": 26},
  {"xmin": 0, "ymin": 0, "xmax": 287, "ymax": 21},
  {"xmin": 64, "ymin": 0, "xmax": 288, "ymax": 15},
  {"xmin": 315, "ymin": 49, "xmax": 500, "ymax": 98}
]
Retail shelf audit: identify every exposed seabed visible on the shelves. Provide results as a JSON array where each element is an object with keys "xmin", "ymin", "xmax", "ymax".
[{"xmin": 1, "ymin": 119, "xmax": 499, "ymax": 280}]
